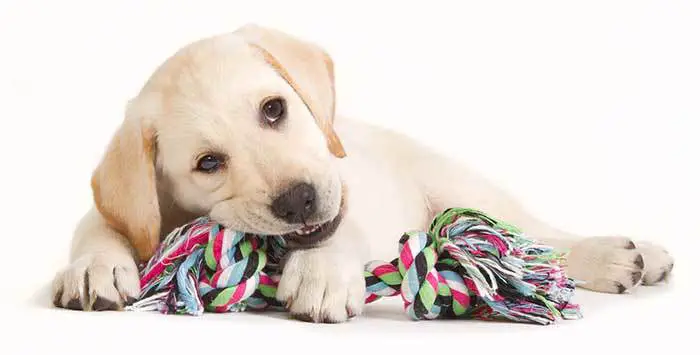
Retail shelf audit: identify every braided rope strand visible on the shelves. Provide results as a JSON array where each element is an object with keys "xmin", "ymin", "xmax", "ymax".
[{"xmin": 127, "ymin": 208, "xmax": 582, "ymax": 324}]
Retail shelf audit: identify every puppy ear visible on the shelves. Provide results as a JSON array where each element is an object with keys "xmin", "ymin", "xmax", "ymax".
[
  {"xmin": 91, "ymin": 105, "xmax": 161, "ymax": 262},
  {"xmin": 235, "ymin": 24, "xmax": 346, "ymax": 158}
]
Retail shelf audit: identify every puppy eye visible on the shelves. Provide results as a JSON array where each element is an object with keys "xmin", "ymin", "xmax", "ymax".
[
  {"xmin": 260, "ymin": 97, "xmax": 286, "ymax": 124},
  {"xmin": 195, "ymin": 154, "xmax": 225, "ymax": 173}
]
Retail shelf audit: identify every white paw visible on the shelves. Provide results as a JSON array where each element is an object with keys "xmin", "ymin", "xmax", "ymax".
[
  {"xmin": 637, "ymin": 242, "xmax": 675, "ymax": 285},
  {"xmin": 276, "ymin": 248, "xmax": 365, "ymax": 323},
  {"xmin": 566, "ymin": 237, "xmax": 646, "ymax": 294},
  {"xmin": 52, "ymin": 252, "xmax": 140, "ymax": 311}
]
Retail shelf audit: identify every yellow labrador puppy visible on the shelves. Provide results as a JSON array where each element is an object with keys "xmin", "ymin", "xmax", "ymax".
[{"xmin": 52, "ymin": 24, "xmax": 674, "ymax": 322}]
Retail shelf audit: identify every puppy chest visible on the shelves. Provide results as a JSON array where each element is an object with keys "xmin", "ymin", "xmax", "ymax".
[{"xmin": 340, "ymin": 158, "xmax": 429, "ymax": 261}]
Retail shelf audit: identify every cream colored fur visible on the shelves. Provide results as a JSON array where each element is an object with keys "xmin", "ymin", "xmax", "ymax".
[{"xmin": 52, "ymin": 24, "xmax": 674, "ymax": 322}]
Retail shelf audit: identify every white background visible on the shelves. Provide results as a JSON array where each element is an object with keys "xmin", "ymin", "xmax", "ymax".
[{"xmin": 1, "ymin": 0, "xmax": 698, "ymax": 353}]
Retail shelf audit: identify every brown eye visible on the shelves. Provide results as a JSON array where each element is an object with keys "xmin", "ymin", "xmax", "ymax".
[
  {"xmin": 261, "ymin": 97, "xmax": 286, "ymax": 124},
  {"xmin": 196, "ymin": 154, "xmax": 225, "ymax": 173}
]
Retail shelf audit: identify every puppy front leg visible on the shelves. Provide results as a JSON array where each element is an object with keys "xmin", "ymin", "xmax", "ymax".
[
  {"xmin": 276, "ymin": 220, "xmax": 367, "ymax": 323},
  {"xmin": 419, "ymin": 154, "xmax": 673, "ymax": 294},
  {"xmin": 456, "ymin": 196, "xmax": 653, "ymax": 293},
  {"xmin": 510, "ymin": 207, "xmax": 674, "ymax": 293},
  {"xmin": 52, "ymin": 208, "xmax": 140, "ymax": 310}
]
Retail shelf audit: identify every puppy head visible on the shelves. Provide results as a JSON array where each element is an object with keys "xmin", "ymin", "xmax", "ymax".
[{"xmin": 91, "ymin": 25, "xmax": 346, "ymax": 261}]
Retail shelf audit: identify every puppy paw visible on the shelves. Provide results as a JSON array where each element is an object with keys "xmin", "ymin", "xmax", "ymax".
[
  {"xmin": 636, "ymin": 242, "xmax": 674, "ymax": 285},
  {"xmin": 52, "ymin": 252, "xmax": 140, "ymax": 311},
  {"xmin": 566, "ymin": 236, "xmax": 646, "ymax": 294},
  {"xmin": 276, "ymin": 248, "xmax": 365, "ymax": 323}
]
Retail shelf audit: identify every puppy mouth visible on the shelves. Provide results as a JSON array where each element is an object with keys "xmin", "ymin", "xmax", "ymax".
[
  {"xmin": 281, "ymin": 213, "xmax": 343, "ymax": 249},
  {"xmin": 290, "ymin": 224, "xmax": 323, "ymax": 236}
]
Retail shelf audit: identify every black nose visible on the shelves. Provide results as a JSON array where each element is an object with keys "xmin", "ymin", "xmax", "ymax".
[{"xmin": 271, "ymin": 182, "xmax": 317, "ymax": 224}]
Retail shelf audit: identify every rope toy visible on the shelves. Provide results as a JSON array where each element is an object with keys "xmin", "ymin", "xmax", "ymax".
[{"xmin": 127, "ymin": 208, "xmax": 582, "ymax": 324}]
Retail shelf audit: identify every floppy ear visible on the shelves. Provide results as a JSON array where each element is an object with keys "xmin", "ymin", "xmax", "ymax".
[
  {"xmin": 91, "ymin": 107, "xmax": 161, "ymax": 262},
  {"xmin": 235, "ymin": 24, "xmax": 346, "ymax": 158}
]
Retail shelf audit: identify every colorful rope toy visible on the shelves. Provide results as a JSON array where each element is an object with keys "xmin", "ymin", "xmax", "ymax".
[{"xmin": 127, "ymin": 208, "xmax": 582, "ymax": 325}]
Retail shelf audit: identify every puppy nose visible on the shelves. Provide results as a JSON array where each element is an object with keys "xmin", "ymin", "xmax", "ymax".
[{"xmin": 271, "ymin": 182, "xmax": 317, "ymax": 224}]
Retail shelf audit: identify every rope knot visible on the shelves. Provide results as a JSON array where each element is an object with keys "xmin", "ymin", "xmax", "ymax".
[
  {"xmin": 363, "ymin": 208, "xmax": 581, "ymax": 323},
  {"xmin": 134, "ymin": 218, "xmax": 284, "ymax": 315}
]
